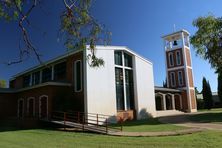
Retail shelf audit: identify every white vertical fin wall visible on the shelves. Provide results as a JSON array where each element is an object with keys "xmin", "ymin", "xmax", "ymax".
[
  {"xmin": 134, "ymin": 56, "xmax": 156, "ymax": 118},
  {"xmin": 85, "ymin": 48, "xmax": 117, "ymax": 120}
]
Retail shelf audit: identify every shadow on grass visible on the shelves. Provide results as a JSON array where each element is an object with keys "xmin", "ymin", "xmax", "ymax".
[{"xmin": 188, "ymin": 112, "xmax": 222, "ymax": 123}]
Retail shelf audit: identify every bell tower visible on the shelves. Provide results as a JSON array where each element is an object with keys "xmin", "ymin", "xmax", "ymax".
[{"xmin": 162, "ymin": 30, "xmax": 197, "ymax": 112}]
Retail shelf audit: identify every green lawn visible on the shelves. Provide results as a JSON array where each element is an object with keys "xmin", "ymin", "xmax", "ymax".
[
  {"xmin": 189, "ymin": 108, "xmax": 222, "ymax": 123},
  {"xmin": 113, "ymin": 118, "xmax": 187, "ymax": 132},
  {"xmin": 0, "ymin": 129, "xmax": 222, "ymax": 148}
]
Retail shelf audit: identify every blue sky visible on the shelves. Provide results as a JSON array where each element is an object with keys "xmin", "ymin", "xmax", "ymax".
[{"xmin": 0, "ymin": 0, "xmax": 221, "ymax": 92}]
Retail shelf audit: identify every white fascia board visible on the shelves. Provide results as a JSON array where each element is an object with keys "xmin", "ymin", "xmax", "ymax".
[
  {"xmin": 162, "ymin": 29, "xmax": 190, "ymax": 39},
  {"xmin": 86, "ymin": 45, "xmax": 153, "ymax": 65}
]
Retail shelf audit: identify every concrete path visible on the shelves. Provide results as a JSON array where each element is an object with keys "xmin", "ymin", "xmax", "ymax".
[
  {"xmin": 109, "ymin": 128, "xmax": 203, "ymax": 137},
  {"xmin": 158, "ymin": 113, "xmax": 222, "ymax": 131}
]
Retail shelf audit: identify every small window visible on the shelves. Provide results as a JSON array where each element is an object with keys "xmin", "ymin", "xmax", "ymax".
[
  {"xmin": 170, "ymin": 72, "xmax": 176, "ymax": 87},
  {"xmin": 168, "ymin": 52, "xmax": 174, "ymax": 67},
  {"xmin": 124, "ymin": 53, "xmax": 133, "ymax": 68},
  {"xmin": 178, "ymin": 71, "xmax": 183, "ymax": 86},
  {"xmin": 114, "ymin": 51, "xmax": 122, "ymax": 66},
  {"xmin": 32, "ymin": 71, "xmax": 40, "ymax": 85},
  {"xmin": 74, "ymin": 60, "xmax": 82, "ymax": 92},
  {"xmin": 54, "ymin": 62, "xmax": 67, "ymax": 81},
  {"xmin": 42, "ymin": 67, "xmax": 52, "ymax": 83},
  {"xmin": 23, "ymin": 75, "xmax": 31, "ymax": 87},
  {"xmin": 176, "ymin": 51, "xmax": 181, "ymax": 65}
]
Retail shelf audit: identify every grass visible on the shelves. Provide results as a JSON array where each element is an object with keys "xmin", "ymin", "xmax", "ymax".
[
  {"xmin": 0, "ymin": 128, "xmax": 222, "ymax": 148},
  {"xmin": 189, "ymin": 108, "xmax": 222, "ymax": 123},
  {"xmin": 113, "ymin": 118, "xmax": 187, "ymax": 132}
]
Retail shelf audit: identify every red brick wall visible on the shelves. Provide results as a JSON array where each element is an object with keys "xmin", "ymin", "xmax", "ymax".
[
  {"xmin": 166, "ymin": 48, "xmax": 184, "ymax": 68},
  {"xmin": 168, "ymin": 69, "xmax": 186, "ymax": 88}
]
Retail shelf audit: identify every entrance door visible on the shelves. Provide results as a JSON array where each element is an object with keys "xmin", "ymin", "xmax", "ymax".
[
  {"xmin": 18, "ymin": 99, "xmax": 24, "ymax": 118},
  {"xmin": 39, "ymin": 96, "xmax": 48, "ymax": 119}
]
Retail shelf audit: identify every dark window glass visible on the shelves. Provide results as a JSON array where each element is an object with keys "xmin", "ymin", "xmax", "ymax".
[
  {"xmin": 75, "ymin": 61, "xmax": 82, "ymax": 91},
  {"xmin": 114, "ymin": 51, "xmax": 122, "ymax": 66},
  {"xmin": 169, "ymin": 53, "xmax": 174, "ymax": 66},
  {"xmin": 125, "ymin": 69, "xmax": 134, "ymax": 110},
  {"xmin": 54, "ymin": 62, "xmax": 67, "ymax": 82},
  {"xmin": 170, "ymin": 72, "xmax": 175, "ymax": 87},
  {"xmin": 176, "ymin": 51, "xmax": 181, "ymax": 65},
  {"xmin": 32, "ymin": 71, "xmax": 40, "ymax": 85},
  {"xmin": 23, "ymin": 75, "xmax": 31, "ymax": 87},
  {"xmin": 115, "ymin": 68, "xmax": 124, "ymax": 110},
  {"xmin": 124, "ymin": 53, "xmax": 133, "ymax": 68},
  {"xmin": 178, "ymin": 71, "xmax": 183, "ymax": 86},
  {"xmin": 42, "ymin": 67, "xmax": 52, "ymax": 83}
]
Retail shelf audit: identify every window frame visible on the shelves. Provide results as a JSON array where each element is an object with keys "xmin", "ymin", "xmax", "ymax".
[
  {"xmin": 176, "ymin": 51, "xmax": 181, "ymax": 65},
  {"xmin": 168, "ymin": 52, "xmax": 174, "ymax": 67},
  {"xmin": 178, "ymin": 71, "xmax": 184, "ymax": 86},
  {"xmin": 170, "ymin": 72, "xmax": 176, "ymax": 87}
]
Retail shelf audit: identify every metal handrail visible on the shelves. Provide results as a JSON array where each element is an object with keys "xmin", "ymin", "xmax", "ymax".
[{"xmin": 51, "ymin": 111, "xmax": 123, "ymax": 133}]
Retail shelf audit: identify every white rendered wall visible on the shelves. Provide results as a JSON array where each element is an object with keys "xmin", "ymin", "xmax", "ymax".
[
  {"xmin": 134, "ymin": 56, "xmax": 156, "ymax": 118},
  {"xmin": 84, "ymin": 48, "xmax": 117, "ymax": 122}
]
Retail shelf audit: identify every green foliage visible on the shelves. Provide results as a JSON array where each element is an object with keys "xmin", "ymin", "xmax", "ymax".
[
  {"xmin": 60, "ymin": 0, "xmax": 108, "ymax": 67},
  {"xmin": 202, "ymin": 77, "xmax": 213, "ymax": 110},
  {"xmin": 0, "ymin": 80, "xmax": 6, "ymax": 88},
  {"xmin": 196, "ymin": 99, "xmax": 205, "ymax": 110},
  {"xmin": 218, "ymin": 71, "xmax": 222, "ymax": 106},
  {"xmin": 191, "ymin": 15, "xmax": 222, "ymax": 71},
  {"xmin": 162, "ymin": 78, "xmax": 167, "ymax": 88}
]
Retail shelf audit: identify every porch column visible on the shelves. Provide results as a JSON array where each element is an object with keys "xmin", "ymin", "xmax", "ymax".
[
  {"xmin": 172, "ymin": 94, "xmax": 175, "ymax": 110},
  {"xmin": 162, "ymin": 94, "xmax": 166, "ymax": 110}
]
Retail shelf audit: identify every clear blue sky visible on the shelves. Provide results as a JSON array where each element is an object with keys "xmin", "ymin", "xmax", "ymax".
[{"xmin": 0, "ymin": 0, "xmax": 221, "ymax": 92}]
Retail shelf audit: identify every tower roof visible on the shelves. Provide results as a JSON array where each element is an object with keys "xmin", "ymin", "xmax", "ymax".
[{"xmin": 162, "ymin": 29, "xmax": 190, "ymax": 40}]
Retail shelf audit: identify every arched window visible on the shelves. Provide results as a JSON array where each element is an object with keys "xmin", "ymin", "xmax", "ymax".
[
  {"xmin": 17, "ymin": 98, "xmax": 24, "ymax": 118},
  {"xmin": 176, "ymin": 51, "xmax": 181, "ymax": 65},
  {"xmin": 74, "ymin": 60, "xmax": 82, "ymax": 92},
  {"xmin": 168, "ymin": 52, "xmax": 174, "ymax": 67},
  {"xmin": 39, "ymin": 95, "xmax": 48, "ymax": 119},
  {"xmin": 27, "ymin": 97, "xmax": 35, "ymax": 117}
]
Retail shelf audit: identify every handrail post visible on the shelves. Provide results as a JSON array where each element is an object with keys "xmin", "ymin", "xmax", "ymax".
[
  {"xmin": 106, "ymin": 118, "xmax": 108, "ymax": 134},
  {"xmin": 96, "ymin": 114, "xmax": 98, "ymax": 127},
  {"xmin": 64, "ymin": 112, "xmax": 66, "ymax": 131}
]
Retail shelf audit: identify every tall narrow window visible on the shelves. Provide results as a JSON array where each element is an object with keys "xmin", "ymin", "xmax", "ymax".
[
  {"xmin": 124, "ymin": 53, "xmax": 133, "ymax": 68},
  {"xmin": 115, "ymin": 68, "xmax": 124, "ymax": 110},
  {"xmin": 168, "ymin": 52, "xmax": 174, "ymax": 67},
  {"xmin": 114, "ymin": 51, "xmax": 122, "ymax": 66},
  {"xmin": 176, "ymin": 51, "xmax": 181, "ymax": 65},
  {"xmin": 74, "ymin": 60, "xmax": 82, "ymax": 92},
  {"xmin": 178, "ymin": 71, "xmax": 183, "ymax": 86},
  {"xmin": 125, "ymin": 69, "xmax": 134, "ymax": 110},
  {"xmin": 170, "ymin": 72, "xmax": 176, "ymax": 87}
]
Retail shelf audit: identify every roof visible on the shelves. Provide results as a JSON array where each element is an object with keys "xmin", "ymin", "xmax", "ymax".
[
  {"xmin": 11, "ymin": 45, "xmax": 153, "ymax": 79},
  {"xmin": 0, "ymin": 88, "xmax": 17, "ymax": 93},
  {"xmin": 162, "ymin": 29, "xmax": 190, "ymax": 39},
  {"xmin": 154, "ymin": 86, "xmax": 182, "ymax": 93},
  {"xmin": 0, "ymin": 82, "xmax": 71, "ymax": 93}
]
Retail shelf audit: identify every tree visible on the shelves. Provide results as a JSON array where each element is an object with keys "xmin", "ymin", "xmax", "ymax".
[
  {"xmin": 218, "ymin": 72, "xmax": 222, "ymax": 106},
  {"xmin": 0, "ymin": 0, "xmax": 110, "ymax": 67},
  {"xmin": 0, "ymin": 80, "xmax": 6, "ymax": 88},
  {"xmin": 191, "ymin": 15, "xmax": 222, "ymax": 72},
  {"xmin": 202, "ymin": 77, "xmax": 213, "ymax": 110}
]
